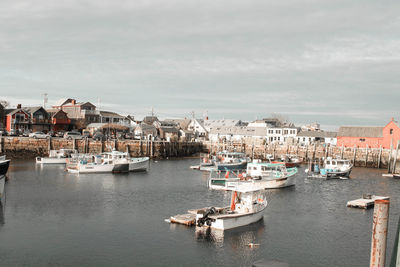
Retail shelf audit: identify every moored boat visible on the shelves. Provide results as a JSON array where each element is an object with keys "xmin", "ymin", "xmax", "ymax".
[
  {"xmin": 66, "ymin": 154, "xmax": 129, "ymax": 174},
  {"xmin": 101, "ymin": 150, "xmax": 149, "ymax": 172},
  {"xmin": 215, "ymin": 151, "xmax": 249, "ymax": 171},
  {"xmin": 0, "ymin": 155, "xmax": 10, "ymax": 199},
  {"xmin": 36, "ymin": 149, "xmax": 77, "ymax": 164},
  {"xmin": 189, "ymin": 186, "xmax": 268, "ymax": 230},
  {"xmin": 305, "ymin": 157, "xmax": 353, "ymax": 178},
  {"xmin": 208, "ymin": 161, "xmax": 297, "ymax": 190}
]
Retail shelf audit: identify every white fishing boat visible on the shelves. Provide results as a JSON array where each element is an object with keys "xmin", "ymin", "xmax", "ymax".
[
  {"xmin": 208, "ymin": 161, "xmax": 297, "ymax": 190},
  {"xmin": 0, "ymin": 155, "xmax": 10, "ymax": 199},
  {"xmin": 36, "ymin": 149, "xmax": 77, "ymax": 164},
  {"xmin": 66, "ymin": 154, "xmax": 129, "ymax": 174},
  {"xmin": 189, "ymin": 186, "xmax": 267, "ymax": 230},
  {"xmin": 305, "ymin": 157, "xmax": 353, "ymax": 178},
  {"xmin": 101, "ymin": 150, "xmax": 149, "ymax": 172}
]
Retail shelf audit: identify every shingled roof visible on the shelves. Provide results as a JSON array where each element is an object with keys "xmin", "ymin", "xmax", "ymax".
[{"xmin": 338, "ymin": 126, "xmax": 383, "ymax": 138}]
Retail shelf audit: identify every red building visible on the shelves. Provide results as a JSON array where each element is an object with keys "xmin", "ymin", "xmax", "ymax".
[
  {"xmin": 4, "ymin": 107, "xmax": 30, "ymax": 132},
  {"xmin": 337, "ymin": 118, "xmax": 400, "ymax": 149},
  {"xmin": 47, "ymin": 109, "xmax": 71, "ymax": 131}
]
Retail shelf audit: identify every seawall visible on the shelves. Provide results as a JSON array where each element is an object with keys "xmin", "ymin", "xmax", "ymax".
[
  {"xmin": 202, "ymin": 141, "xmax": 400, "ymax": 172},
  {"xmin": 0, "ymin": 137, "xmax": 203, "ymax": 159}
]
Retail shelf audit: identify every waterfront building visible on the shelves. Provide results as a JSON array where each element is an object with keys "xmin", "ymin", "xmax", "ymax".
[
  {"xmin": 4, "ymin": 105, "xmax": 30, "ymax": 132},
  {"xmin": 46, "ymin": 109, "xmax": 72, "ymax": 132},
  {"xmin": 247, "ymin": 118, "xmax": 280, "ymax": 128},
  {"xmin": 266, "ymin": 126, "xmax": 299, "ymax": 144},
  {"xmin": 134, "ymin": 123, "xmax": 157, "ymax": 140},
  {"xmin": 52, "ymin": 98, "xmax": 100, "ymax": 129},
  {"xmin": 296, "ymin": 131, "xmax": 337, "ymax": 146},
  {"xmin": 337, "ymin": 118, "xmax": 400, "ymax": 149},
  {"xmin": 23, "ymin": 106, "xmax": 51, "ymax": 132},
  {"xmin": 188, "ymin": 119, "xmax": 208, "ymax": 140}
]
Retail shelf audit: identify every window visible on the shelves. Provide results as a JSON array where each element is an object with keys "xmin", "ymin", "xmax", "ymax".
[
  {"xmin": 390, "ymin": 129, "xmax": 393, "ymax": 135},
  {"xmin": 360, "ymin": 138, "xmax": 365, "ymax": 142},
  {"xmin": 284, "ymin": 130, "xmax": 288, "ymax": 135}
]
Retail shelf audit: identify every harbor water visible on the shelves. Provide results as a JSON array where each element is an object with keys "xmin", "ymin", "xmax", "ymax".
[{"xmin": 1, "ymin": 159, "xmax": 400, "ymax": 266}]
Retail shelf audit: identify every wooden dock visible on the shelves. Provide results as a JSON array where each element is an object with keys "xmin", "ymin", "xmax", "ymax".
[
  {"xmin": 347, "ymin": 195, "xmax": 390, "ymax": 209},
  {"xmin": 169, "ymin": 213, "xmax": 196, "ymax": 226}
]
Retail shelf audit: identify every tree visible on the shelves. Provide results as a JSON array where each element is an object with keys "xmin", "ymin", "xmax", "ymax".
[{"xmin": 0, "ymin": 100, "xmax": 9, "ymax": 108}]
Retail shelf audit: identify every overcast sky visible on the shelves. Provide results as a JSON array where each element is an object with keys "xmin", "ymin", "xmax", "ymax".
[{"xmin": 1, "ymin": 0, "xmax": 399, "ymax": 129}]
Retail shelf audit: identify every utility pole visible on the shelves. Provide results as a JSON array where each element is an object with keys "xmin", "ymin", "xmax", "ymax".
[{"xmin": 42, "ymin": 93, "xmax": 48, "ymax": 109}]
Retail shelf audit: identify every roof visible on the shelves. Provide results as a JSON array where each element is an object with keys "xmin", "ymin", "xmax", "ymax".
[
  {"xmin": 209, "ymin": 126, "xmax": 268, "ymax": 137},
  {"xmin": 297, "ymin": 131, "xmax": 337, "ymax": 138},
  {"xmin": 23, "ymin": 106, "xmax": 47, "ymax": 115},
  {"xmin": 5, "ymin": 108, "xmax": 29, "ymax": 116},
  {"xmin": 338, "ymin": 126, "xmax": 383, "ymax": 138},
  {"xmin": 165, "ymin": 118, "xmax": 191, "ymax": 129},
  {"xmin": 54, "ymin": 98, "xmax": 73, "ymax": 107},
  {"xmin": 160, "ymin": 126, "xmax": 179, "ymax": 133},
  {"xmin": 100, "ymin": 111, "xmax": 124, "ymax": 118},
  {"xmin": 204, "ymin": 119, "xmax": 243, "ymax": 130}
]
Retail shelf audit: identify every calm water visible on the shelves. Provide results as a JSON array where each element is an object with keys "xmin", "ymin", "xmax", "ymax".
[{"xmin": 1, "ymin": 159, "xmax": 400, "ymax": 266}]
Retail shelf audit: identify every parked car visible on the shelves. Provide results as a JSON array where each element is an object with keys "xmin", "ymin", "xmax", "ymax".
[
  {"xmin": 55, "ymin": 131, "xmax": 65, "ymax": 137},
  {"xmin": 0, "ymin": 129, "xmax": 7, "ymax": 136},
  {"xmin": 47, "ymin": 131, "xmax": 56, "ymax": 137},
  {"xmin": 92, "ymin": 132, "xmax": 106, "ymax": 141},
  {"xmin": 63, "ymin": 131, "xmax": 83, "ymax": 140},
  {"xmin": 29, "ymin": 132, "xmax": 50, "ymax": 139},
  {"xmin": 9, "ymin": 129, "xmax": 19, "ymax": 136}
]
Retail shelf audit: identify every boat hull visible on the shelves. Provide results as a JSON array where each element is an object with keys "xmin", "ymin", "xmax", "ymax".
[
  {"xmin": 261, "ymin": 175, "xmax": 296, "ymax": 189},
  {"xmin": 36, "ymin": 157, "xmax": 67, "ymax": 164},
  {"xmin": 67, "ymin": 163, "xmax": 129, "ymax": 174},
  {"xmin": 129, "ymin": 157, "xmax": 149, "ymax": 172},
  {"xmin": 210, "ymin": 210, "xmax": 265, "ymax": 230},
  {"xmin": 0, "ymin": 160, "xmax": 10, "ymax": 176}
]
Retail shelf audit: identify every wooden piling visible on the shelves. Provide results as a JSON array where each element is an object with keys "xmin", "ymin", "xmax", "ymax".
[
  {"xmin": 392, "ymin": 141, "xmax": 399, "ymax": 174},
  {"xmin": 388, "ymin": 140, "xmax": 393, "ymax": 173},
  {"xmin": 48, "ymin": 137, "xmax": 52, "ymax": 153},
  {"xmin": 365, "ymin": 145, "xmax": 369, "ymax": 167},
  {"xmin": 353, "ymin": 145, "xmax": 357, "ymax": 166},
  {"xmin": 370, "ymin": 199, "xmax": 390, "ymax": 267},
  {"xmin": 378, "ymin": 146, "xmax": 382, "ymax": 169},
  {"xmin": 0, "ymin": 136, "xmax": 2, "ymax": 153},
  {"xmin": 341, "ymin": 144, "xmax": 344, "ymax": 158}
]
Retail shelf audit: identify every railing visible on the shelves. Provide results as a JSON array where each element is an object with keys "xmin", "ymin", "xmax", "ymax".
[{"xmin": 81, "ymin": 110, "xmax": 100, "ymax": 116}]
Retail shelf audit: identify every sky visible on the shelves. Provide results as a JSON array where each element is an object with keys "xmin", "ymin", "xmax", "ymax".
[{"xmin": 0, "ymin": 0, "xmax": 399, "ymax": 130}]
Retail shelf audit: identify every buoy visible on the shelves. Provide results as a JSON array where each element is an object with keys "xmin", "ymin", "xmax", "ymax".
[{"xmin": 248, "ymin": 243, "xmax": 260, "ymax": 248}]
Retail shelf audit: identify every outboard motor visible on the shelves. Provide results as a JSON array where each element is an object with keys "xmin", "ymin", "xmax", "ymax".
[{"xmin": 197, "ymin": 207, "xmax": 216, "ymax": 227}]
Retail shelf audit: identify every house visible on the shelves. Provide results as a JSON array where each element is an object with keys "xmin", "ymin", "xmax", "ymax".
[
  {"xmin": 143, "ymin": 116, "xmax": 159, "ymax": 125},
  {"xmin": 100, "ymin": 111, "xmax": 125, "ymax": 124},
  {"xmin": 159, "ymin": 126, "xmax": 179, "ymax": 141},
  {"xmin": 337, "ymin": 118, "xmax": 400, "ymax": 149},
  {"xmin": 267, "ymin": 126, "xmax": 299, "ymax": 144},
  {"xmin": 208, "ymin": 126, "xmax": 268, "ymax": 144},
  {"xmin": 337, "ymin": 126, "xmax": 383, "ymax": 148},
  {"xmin": 4, "ymin": 105, "xmax": 30, "ymax": 132},
  {"xmin": 23, "ymin": 106, "xmax": 51, "ymax": 132},
  {"xmin": 0, "ymin": 103, "xmax": 4, "ymax": 128},
  {"xmin": 248, "ymin": 118, "xmax": 281, "ymax": 128},
  {"xmin": 297, "ymin": 131, "xmax": 337, "ymax": 146},
  {"xmin": 165, "ymin": 118, "xmax": 191, "ymax": 131},
  {"xmin": 203, "ymin": 119, "xmax": 246, "ymax": 132},
  {"xmin": 47, "ymin": 109, "xmax": 71, "ymax": 132},
  {"xmin": 134, "ymin": 123, "xmax": 157, "ymax": 140},
  {"xmin": 188, "ymin": 119, "xmax": 208, "ymax": 139},
  {"xmin": 179, "ymin": 129, "xmax": 194, "ymax": 141},
  {"xmin": 53, "ymin": 98, "xmax": 100, "ymax": 129}
]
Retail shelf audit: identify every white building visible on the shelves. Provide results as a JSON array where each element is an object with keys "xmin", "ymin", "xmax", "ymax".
[
  {"xmin": 296, "ymin": 131, "xmax": 337, "ymax": 146},
  {"xmin": 188, "ymin": 119, "xmax": 208, "ymax": 139},
  {"xmin": 267, "ymin": 127, "xmax": 299, "ymax": 144}
]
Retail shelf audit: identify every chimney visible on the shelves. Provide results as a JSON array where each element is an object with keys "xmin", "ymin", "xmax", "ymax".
[
  {"xmin": 17, "ymin": 104, "xmax": 21, "ymax": 109},
  {"xmin": 206, "ymin": 116, "xmax": 209, "ymax": 120},
  {"xmin": 72, "ymin": 99, "xmax": 76, "ymax": 105}
]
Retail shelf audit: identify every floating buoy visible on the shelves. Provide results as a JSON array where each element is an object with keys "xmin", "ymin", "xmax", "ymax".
[{"xmin": 248, "ymin": 243, "xmax": 260, "ymax": 248}]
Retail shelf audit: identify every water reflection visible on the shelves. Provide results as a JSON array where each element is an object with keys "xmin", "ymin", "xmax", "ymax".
[
  {"xmin": 0, "ymin": 201, "xmax": 4, "ymax": 225},
  {"xmin": 194, "ymin": 219, "xmax": 265, "ymax": 248}
]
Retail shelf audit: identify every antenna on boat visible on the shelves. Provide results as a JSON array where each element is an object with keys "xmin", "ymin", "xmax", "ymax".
[{"xmin": 42, "ymin": 93, "xmax": 48, "ymax": 109}]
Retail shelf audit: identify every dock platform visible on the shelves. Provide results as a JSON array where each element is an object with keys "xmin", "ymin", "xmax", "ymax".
[
  {"xmin": 169, "ymin": 213, "xmax": 196, "ymax": 226},
  {"xmin": 347, "ymin": 195, "xmax": 390, "ymax": 209}
]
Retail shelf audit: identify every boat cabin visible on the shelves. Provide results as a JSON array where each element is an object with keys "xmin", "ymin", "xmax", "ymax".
[
  {"xmin": 246, "ymin": 162, "xmax": 287, "ymax": 177},
  {"xmin": 216, "ymin": 151, "xmax": 247, "ymax": 163},
  {"xmin": 324, "ymin": 158, "xmax": 352, "ymax": 170}
]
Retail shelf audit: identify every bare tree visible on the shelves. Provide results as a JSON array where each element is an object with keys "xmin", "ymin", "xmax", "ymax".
[
  {"xmin": 0, "ymin": 100, "xmax": 9, "ymax": 108},
  {"xmin": 270, "ymin": 113, "xmax": 290, "ymax": 126}
]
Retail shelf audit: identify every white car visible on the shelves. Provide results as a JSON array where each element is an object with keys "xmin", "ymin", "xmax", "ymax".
[
  {"xmin": 63, "ymin": 131, "xmax": 83, "ymax": 140},
  {"xmin": 29, "ymin": 132, "xmax": 50, "ymax": 139}
]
